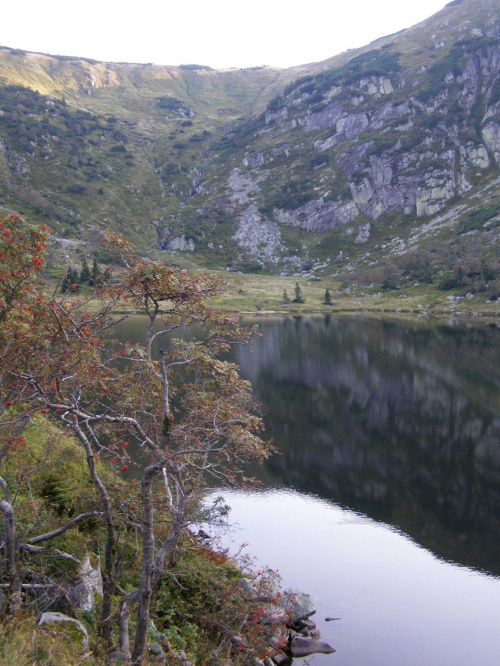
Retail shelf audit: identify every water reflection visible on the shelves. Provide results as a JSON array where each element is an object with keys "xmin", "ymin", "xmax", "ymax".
[
  {"xmin": 213, "ymin": 488, "xmax": 500, "ymax": 666},
  {"xmin": 115, "ymin": 314, "xmax": 500, "ymax": 573},
  {"xmin": 232, "ymin": 315, "xmax": 500, "ymax": 575},
  {"xmin": 115, "ymin": 314, "xmax": 500, "ymax": 664}
]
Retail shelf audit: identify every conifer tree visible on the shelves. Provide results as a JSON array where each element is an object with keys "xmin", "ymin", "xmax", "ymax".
[
  {"xmin": 324, "ymin": 288, "xmax": 332, "ymax": 305},
  {"xmin": 292, "ymin": 282, "xmax": 305, "ymax": 303},
  {"xmin": 79, "ymin": 258, "xmax": 90, "ymax": 284},
  {"xmin": 89, "ymin": 257, "xmax": 100, "ymax": 286},
  {"xmin": 60, "ymin": 266, "xmax": 79, "ymax": 293},
  {"xmin": 283, "ymin": 289, "xmax": 290, "ymax": 304}
]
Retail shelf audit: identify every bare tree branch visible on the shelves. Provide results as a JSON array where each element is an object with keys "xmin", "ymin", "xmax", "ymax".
[{"xmin": 27, "ymin": 512, "xmax": 104, "ymax": 544}]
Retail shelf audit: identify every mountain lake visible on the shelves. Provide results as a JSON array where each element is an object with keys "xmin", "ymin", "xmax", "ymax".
[{"xmin": 116, "ymin": 313, "xmax": 500, "ymax": 666}]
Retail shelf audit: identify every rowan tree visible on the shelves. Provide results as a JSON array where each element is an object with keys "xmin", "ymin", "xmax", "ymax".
[{"xmin": 0, "ymin": 216, "xmax": 270, "ymax": 663}]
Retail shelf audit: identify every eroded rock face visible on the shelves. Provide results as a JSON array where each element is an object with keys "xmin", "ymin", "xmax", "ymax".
[
  {"xmin": 233, "ymin": 204, "xmax": 285, "ymax": 264},
  {"xmin": 482, "ymin": 123, "xmax": 500, "ymax": 162},
  {"xmin": 227, "ymin": 168, "xmax": 285, "ymax": 265},
  {"xmin": 355, "ymin": 222, "xmax": 371, "ymax": 244},
  {"xmin": 228, "ymin": 21, "xmax": 500, "ymax": 246},
  {"xmin": 167, "ymin": 235, "xmax": 195, "ymax": 251},
  {"xmin": 273, "ymin": 199, "xmax": 359, "ymax": 232}
]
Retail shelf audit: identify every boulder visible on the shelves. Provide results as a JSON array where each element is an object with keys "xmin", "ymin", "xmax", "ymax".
[
  {"xmin": 293, "ymin": 618, "xmax": 316, "ymax": 632},
  {"xmin": 280, "ymin": 589, "xmax": 314, "ymax": 623},
  {"xmin": 73, "ymin": 552, "xmax": 102, "ymax": 611},
  {"xmin": 271, "ymin": 651, "xmax": 292, "ymax": 665},
  {"xmin": 147, "ymin": 643, "xmax": 166, "ymax": 664},
  {"xmin": 289, "ymin": 636, "xmax": 336, "ymax": 658}
]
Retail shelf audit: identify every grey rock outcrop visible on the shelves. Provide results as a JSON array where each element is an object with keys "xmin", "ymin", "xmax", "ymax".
[
  {"xmin": 73, "ymin": 553, "xmax": 102, "ymax": 612},
  {"xmin": 222, "ymin": 16, "xmax": 500, "ymax": 256},
  {"xmin": 273, "ymin": 199, "xmax": 358, "ymax": 232},
  {"xmin": 167, "ymin": 235, "xmax": 195, "ymax": 251},
  {"xmin": 234, "ymin": 205, "xmax": 284, "ymax": 264}
]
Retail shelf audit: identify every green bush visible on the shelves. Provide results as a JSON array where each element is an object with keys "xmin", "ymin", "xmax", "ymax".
[
  {"xmin": 269, "ymin": 179, "xmax": 313, "ymax": 211},
  {"xmin": 65, "ymin": 184, "xmax": 86, "ymax": 194},
  {"xmin": 267, "ymin": 96, "xmax": 284, "ymax": 112},
  {"xmin": 458, "ymin": 204, "xmax": 500, "ymax": 234},
  {"xmin": 157, "ymin": 96, "xmax": 188, "ymax": 111},
  {"xmin": 437, "ymin": 267, "xmax": 470, "ymax": 290},
  {"xmin": 309, "ymin": 154, "xmax": 329, "ymax": 169}
]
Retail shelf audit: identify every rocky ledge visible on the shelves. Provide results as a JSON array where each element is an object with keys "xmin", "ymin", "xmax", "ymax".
[{"xmin": 270, "ymin": 608, "xmax": 336, "ymax": 665}]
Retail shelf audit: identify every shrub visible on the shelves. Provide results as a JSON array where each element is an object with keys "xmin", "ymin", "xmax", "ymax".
[
  {"xmin": 458, "ymin": 204, "xmax": 500, "ymax": 234},
  {"xmin": 437, "ymin": 267, "xmax": 470, "ymax": 290},
  {"xmin": 65, "ymin": 184, "xmax": 86, "ymax": 194},
  {"xmin": 267, "ymin": 96, "xmax": 284, "ymax": 113},
  {"xmin": 309, "ymin": 154, "xmax": 329, "ymax": 170},
  {"xmin": 157, "ymin": 96, "xmax": 188, "ymax": 111}
]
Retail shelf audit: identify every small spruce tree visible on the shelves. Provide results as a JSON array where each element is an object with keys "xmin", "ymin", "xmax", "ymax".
[
  {"xmin": 283, "ymin": 289, "xmax": 290, "ymax": 304},
  {"xmin": 61, "ymin": 266, "xmax": 79, "ymax": 293},
  {"xmin": 60, "ymin": 274, "xmax": 69, "ymax": 294},
  {"xmin": 89, "ymin": 257, "xmax": 101, "ymax": 286},
  {"xmin": 323, "ymin": 288, "xmax": 332, "ymax": 305},
  {"xmin": 79, "ymin": 258, "xmax": 91, "ymax": 284},
  {"xmin": 292, "ymin": 282, "xmax": 305, "ymax": 304}
]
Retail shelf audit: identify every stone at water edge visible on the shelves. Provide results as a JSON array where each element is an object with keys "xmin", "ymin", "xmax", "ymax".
[
  {"xmin": 293, "ymin": 618, "xmax": 317, "ymax": 632},
  {"xmin": 271, "ymin": 651, "xmax": 292, "ymax": 665},
  {"xmin": 289, "ymin": 635, "xmax": 336, "ymax": 658},
  {"xmin": 280, "ymin": 589, "xmax": 315, "ymax": 622}
]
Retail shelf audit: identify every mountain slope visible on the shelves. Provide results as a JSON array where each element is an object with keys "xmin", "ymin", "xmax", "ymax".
[
  {"xmin": 0, "ymin": 0, "xmax": 499, "ymax": 299},
  {"xmin": 183, "ymin": 0, "xmax": 500, "ymax": 292},
  {"xmin": 0, "ymin": 51, "xmax": 290, "ymax": 257}
]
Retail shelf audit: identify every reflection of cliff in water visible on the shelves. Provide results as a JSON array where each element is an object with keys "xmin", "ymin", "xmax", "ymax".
[{"xmin": 234, "ymin": 316, "xmax": 500, "ymax": 575}]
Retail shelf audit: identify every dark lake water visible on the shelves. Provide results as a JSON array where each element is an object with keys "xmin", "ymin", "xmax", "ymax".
[{"xmin": 117, "ymin": 314, "xmax": 500, "ymax": 665}]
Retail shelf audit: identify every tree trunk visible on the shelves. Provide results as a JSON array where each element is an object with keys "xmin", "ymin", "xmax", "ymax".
[
  {"xmin": 154, "ymin": 469, "xmax": 186, "ymax": 577},
  {"xmin": 0, "ymin": 499, "xmax": 21, "ymax": 615},
  {"xmin": 131, "ymin": 464, "xmax": 159, "ymax": 664},
  {"xmin": 118, "ymin": 589, "xmax": 139, "ymax": 660},
  {"xmin": 74, "ymin": 423, "xmax": 116, "ymax": 646}
]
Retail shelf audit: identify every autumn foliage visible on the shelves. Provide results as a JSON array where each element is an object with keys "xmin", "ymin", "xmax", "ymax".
[{"xmin": 0, "ymin": 215, "xmax": 274, "ymax": 664}]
